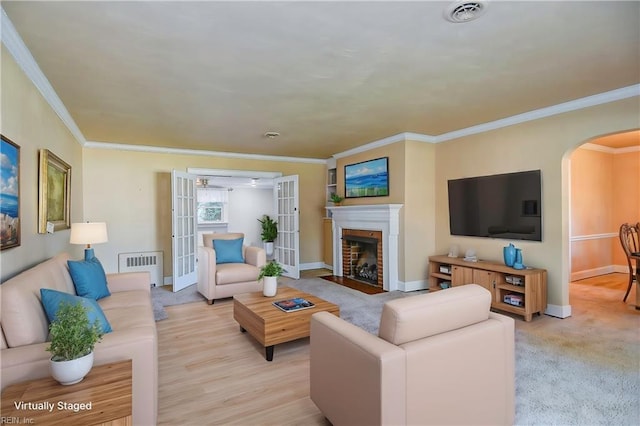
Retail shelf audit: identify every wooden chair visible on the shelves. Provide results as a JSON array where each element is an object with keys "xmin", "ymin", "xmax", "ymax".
[{"xmin": 619, "ymin": 222, "xmax": 639, "ymax": 302}]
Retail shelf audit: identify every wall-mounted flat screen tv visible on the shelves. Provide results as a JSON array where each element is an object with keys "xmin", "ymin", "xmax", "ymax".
[
  {"xmin": 345, "ymin": 157, "xmax": 389, "ymax": 198},
  {"xmin": 447, "ymin": 170, "xmax": 542, "ymax": 241}
]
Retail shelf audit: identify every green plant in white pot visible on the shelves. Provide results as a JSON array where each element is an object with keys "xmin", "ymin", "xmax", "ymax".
[
  {"xmin": 47, "ymin": 301, "xmax": 103, "ymax": 385},
  {"xmin": 258, "ymin": 260, "xmax": 285, "ymax": 297},
  {"xmin": 258, "ymin": 215, "xmax": 278, "ymax": 256}
]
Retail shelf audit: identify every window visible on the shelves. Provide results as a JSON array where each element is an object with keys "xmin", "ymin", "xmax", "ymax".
[{"xmin": 196, "ymin": 188, "xmax": 229, "ymax": 224}]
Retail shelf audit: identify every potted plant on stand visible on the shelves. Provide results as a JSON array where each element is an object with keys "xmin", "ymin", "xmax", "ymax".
[
  {"xmin": 258, "ymin": 215, "xmax": 278, "ymax": 257},
  {"xmin": 258, "ymin": 260, "xmax": 285, "ymax": 297},
  {"xmin": 47, "ymin": 302, "xmax": 103, "ymax": 385}
]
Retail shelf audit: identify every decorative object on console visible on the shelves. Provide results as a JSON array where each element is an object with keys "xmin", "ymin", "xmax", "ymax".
[
  {"xmin": 70, "ymin": 221, "xmax": 108, "ymax": 260},
  {"xmin": 329, "ymin": 193, "xmax": 344, "ymax": 205},
  {"xmin": 503, "ymin": 243, "xmax": 516, "ymax": 267},
  {"xmin": 513, "ymin": 248, "xmax": 524, "ymax": 269},
  {"xmin": 258, "ymin": 260, "xmax": 285, "ymax": 297},
  {"xmin": 447, "ymin": 244, "xmax": 459, "ymax": 258},
  {"xmin": 258, "ymin": 214, "xmax": 278, "ymax": 256},
  {"xmin": 463, "ymin": 248, "xmax": 478, "ymax": 262},
  {"xmin": 344, "ymin": 157, "xmax": 389, "ymax": 198},
  {"xmin": 38, "ymin": 149, "xmax": 71, "ymax": 234},
  {"xmin": 0, "ymin": 135, "xmax": 20, "ymax": 250},
  {"xmin": 43, "ymin": 299, "xmax": 105, "ymax": 385}
]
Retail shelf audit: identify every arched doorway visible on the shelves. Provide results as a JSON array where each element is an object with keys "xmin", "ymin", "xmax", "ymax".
[{"xmin": 564, "ymin": 129, "xmax": 640, "ymax": 309}]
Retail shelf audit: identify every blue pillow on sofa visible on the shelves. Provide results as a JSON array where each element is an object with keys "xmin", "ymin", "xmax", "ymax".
[
  {"xmin": 213, "ymin": 238, "xmax": 245, "ymax": 264},
  {"xmin": 67, "ymin": 257, "xmax": 111, "ymax": 300},
  {"xmin": 40, "ymin": 288, "xmax": 112, "ymax": 334}
]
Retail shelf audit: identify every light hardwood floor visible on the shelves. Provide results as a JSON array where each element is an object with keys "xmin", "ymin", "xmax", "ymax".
[{"xmin": 156, "ymin": 272, "xmax": 638, "ymax": 425}]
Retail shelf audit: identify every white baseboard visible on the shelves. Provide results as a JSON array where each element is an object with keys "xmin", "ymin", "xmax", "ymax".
[
  {"xmin": 545, "ymin": 304, "xmax": 572, "ymax": 319},
  {"xmin": 398, "ymin": 279, "xmax": 428, "ymax": 292},
  {"xmin": 571, "ymin": 266, "xmax": 615, "ymax": 281},
  {"xmin": 612, "ymin": 265, "xmax": 629, "ymax": 274},
  {"xmin": 300, "ymin": 262, "xmax": 327, "ymax": 271},
  {"xmin": 571, "ymin": 264, "xmax": 629, "ymax": 281}
]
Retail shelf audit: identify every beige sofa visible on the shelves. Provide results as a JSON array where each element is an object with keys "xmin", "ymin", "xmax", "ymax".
[
  {"xmin": 197, "ymin": 232, "xmax": 266, "ymax": 304},
  {"xmin": 0, "ymin": 253, "xmax": 157, "ymax": 426},
  {"xmin": 310, "ymin": 284, "xmax": 515, "ymax": 426}
]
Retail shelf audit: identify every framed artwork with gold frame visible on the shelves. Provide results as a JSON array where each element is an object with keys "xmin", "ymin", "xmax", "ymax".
[{"xmin": 38, "ymin": 149, "xmax": 71, "ymax": 233}]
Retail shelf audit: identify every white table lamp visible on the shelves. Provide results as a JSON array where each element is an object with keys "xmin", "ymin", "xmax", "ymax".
[{"xmin": 70, "ymin": 222, "xmax": 108, "ymax": 260}]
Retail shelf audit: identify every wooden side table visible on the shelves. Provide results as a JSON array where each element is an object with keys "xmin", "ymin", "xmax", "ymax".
[{"xmin": 1, "ymin": 359, "xmax": 132, "ymax": 426}]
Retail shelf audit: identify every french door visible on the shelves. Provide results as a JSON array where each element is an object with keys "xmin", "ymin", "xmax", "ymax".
[
  {"xmin": 273, "ymin": 175, "xmax": 300, "ymax": 279},
  {"xmin": 171, "ymin": 170, "xmax": 197, "ymax": 292}
]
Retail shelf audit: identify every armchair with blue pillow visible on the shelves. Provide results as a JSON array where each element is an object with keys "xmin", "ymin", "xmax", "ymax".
[{"xmin": 197, "ymin": 233, "xmax": 267, "ymax": 304}]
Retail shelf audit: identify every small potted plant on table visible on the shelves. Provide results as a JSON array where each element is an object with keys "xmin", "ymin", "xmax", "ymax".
[
  {"xmin": 258, "ymin": 215, "xmax": 278, "ymax": 256},
  {"xmin": 47, "ymin": 301, "xmax": 103, "ymax": 385},
  {"xmin": 258, "ymin": 260, "xmax": 285, "ymax": 297}
]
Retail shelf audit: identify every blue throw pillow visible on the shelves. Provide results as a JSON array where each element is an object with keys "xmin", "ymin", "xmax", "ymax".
[
  {"xmin": 40, "ymin": 288, "xmax": 112, "ymax": 334},
  {"xmin": 67, "ymin": 257, "xmax": 111, "ymax": 300},
  {"xmin": 213, "ymin": 237, "xmax": 245, "ymax": 264}
]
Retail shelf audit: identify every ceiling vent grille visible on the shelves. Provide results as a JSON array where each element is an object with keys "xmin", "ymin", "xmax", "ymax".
[{"xmin": 444, "ymin": 1, "xmax": 487, "ymax": 23}]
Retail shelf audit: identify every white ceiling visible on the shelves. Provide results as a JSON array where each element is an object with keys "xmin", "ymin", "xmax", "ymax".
[{"xmin": 2, "ymin": 1, "xmax": 639, "ymax": 159}]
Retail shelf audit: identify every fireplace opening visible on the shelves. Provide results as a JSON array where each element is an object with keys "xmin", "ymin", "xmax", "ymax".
[{"xmin": 342, "ymin": 229, "xmax": 383, "ymax": 288}]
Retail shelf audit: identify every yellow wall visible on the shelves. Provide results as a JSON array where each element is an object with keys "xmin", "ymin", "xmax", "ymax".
[
  {"xmin": 81, "ymin": 148, "xmax": 326, "ymax": 275},
  {"xmin": 612, "ymin": 150, "xmax": 640, "ymax": 265},
  {"xmin": 334, "ymin": 140, "xmax": 436, "ymax": 285},
  {"xmin": 434, "ymin": 97, "xmax": 639, "ymax": 310},
  {"xmin": 1, "ymin": 47, "xmax": 85, "ymax": 280},
  {"xmin": 570, "ymin": 147, "xmax": 640, "ymax": 277},
  {"xmin": 402, "ymin": 141, "xmax": 436, "ymax": 285}
]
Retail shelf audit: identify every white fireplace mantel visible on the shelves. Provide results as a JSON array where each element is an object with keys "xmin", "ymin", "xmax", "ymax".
[{"xmin": 326, "ymin": 204, "xmax": 403, "ymax": 291}]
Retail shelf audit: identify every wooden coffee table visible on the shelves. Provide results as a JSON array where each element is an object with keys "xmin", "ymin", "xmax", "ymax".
[{"xmin": 233, "ymin": 286, "xmax": 340, "ymax": 361}]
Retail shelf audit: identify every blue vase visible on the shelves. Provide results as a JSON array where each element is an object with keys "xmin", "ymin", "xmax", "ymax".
[
  {"xmin": 513, "ymin": 248, "xmax": 524, "ymax": 269},
  {"xmin": 503, "ymin": 243, "xmax": 516, "ymax": 267}
]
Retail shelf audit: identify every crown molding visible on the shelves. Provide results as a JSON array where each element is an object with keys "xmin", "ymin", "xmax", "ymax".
[
  {"xmin": 84, "ymin": 141, "xmax": 326, "ymax": 164},
  {"xmin": 433, "ymin": 84, "xmax": 640, "ymax": 143},
  {"xmin": 1, "ymin": 7, "xmax": 86, "ymax": 146},
  {"xmin": 332, "ymin": 86, "xmax": 639, "ymax": 158},
  {"xmin": 333, "ymin": 132, "xmax": 437, "ymax": 159},
  {"xmin": 580, "ymin": 142, "xmax": 640, "ymax": 154}
]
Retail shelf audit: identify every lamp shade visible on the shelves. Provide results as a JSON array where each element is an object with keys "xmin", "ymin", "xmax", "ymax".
[{"xmin": 70, "ymin": 222, "xmax": 108, "ymax": 246}]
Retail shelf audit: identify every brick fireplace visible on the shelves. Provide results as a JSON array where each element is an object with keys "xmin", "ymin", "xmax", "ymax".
[
  {"xmin": 326, "ymin": 204, "xmax": 403, "ymax": 292},
  {"xmin": 342, "ymin": 229, "xmax": 383, "ymax": 287}
]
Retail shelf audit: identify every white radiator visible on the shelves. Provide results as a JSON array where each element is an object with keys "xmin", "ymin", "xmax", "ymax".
[{"xmin": 118, "ymin": 251, "xmax": 163, "ymax": 287}]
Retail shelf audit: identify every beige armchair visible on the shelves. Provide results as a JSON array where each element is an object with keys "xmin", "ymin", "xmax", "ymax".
[
  {"xmin": 310, "ymin": 284, "xmax": 515, "ymax": 426},
  {"xmin": 197, "ymin": 233, "xmax": 267, "ymax": 304}
]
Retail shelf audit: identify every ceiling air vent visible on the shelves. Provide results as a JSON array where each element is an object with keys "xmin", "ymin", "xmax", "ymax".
[{"xmin": 444, "ymin": 1, "xmax": 488, "ymax": 23}]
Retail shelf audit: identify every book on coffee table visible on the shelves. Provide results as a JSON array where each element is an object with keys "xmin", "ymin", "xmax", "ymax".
[{"xmin": 272, "ymin": 297, "xmax": 315, "ymax": 312}]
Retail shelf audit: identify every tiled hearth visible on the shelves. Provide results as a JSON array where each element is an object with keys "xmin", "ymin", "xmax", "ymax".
[{"xmin": 326, "ymin": 204, "xmax": 402, "ymax": 292}]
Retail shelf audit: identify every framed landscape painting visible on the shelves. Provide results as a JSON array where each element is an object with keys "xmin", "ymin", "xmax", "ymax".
[
  {"xmin": 1, "ymin": 135, "xmax": 20, "ymax": 250},
  {"xmin": 344, "ymin": 157, "xmax": 389, "ymax": 198},
  {"xmin": 38, "ymin": 149, "xmax": 71, "ymax": 233}
]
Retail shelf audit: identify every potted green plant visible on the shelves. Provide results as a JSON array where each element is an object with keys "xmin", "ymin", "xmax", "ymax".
[
  {"xmin": 47, "ymin": 301, "xmax": 103, "ymax": 385},
  {"xmin": 258, "ymin": 215, "xmax": 278, "ymax": 256},
  {"xmin": 258, "ymin": 260, "xmax": 285, "ymax": 297},
  {"xmin": 329, "ymin": 193, "xmax": 344, "ymax": 206}
]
